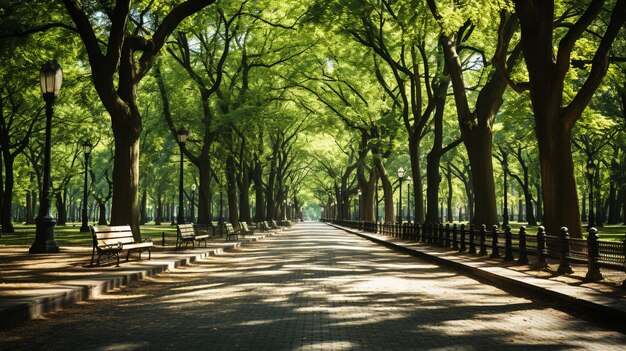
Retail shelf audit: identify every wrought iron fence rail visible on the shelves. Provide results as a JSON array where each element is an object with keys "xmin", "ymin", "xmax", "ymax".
[{"xmin": 322, "ymin": 218, "xmax": 625, "ymax": 285}]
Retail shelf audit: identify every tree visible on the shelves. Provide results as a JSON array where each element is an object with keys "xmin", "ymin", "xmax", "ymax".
[
  {"xmin": 59, "ymin": 0, "xmax": 217, "ymax": 239},
  {"xmin": 504, "ymin": 0, "xmax": 626, "ymax": 237}
]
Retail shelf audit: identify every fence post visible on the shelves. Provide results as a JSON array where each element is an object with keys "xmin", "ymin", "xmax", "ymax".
[
  {"xmin": 445, "ymin": 223, "xmax": 451, "ymax": 248},
  {"xmin": 557, "ymin": 227, "xmax": 573, "ymax": 275},
  {"xmin": 622, "ymin": 234, "xmax": 625, "ymax": 288},
  {"xmin": 469, "ymin": 225, "xmax": 477, "ymax": 254},
  {"xmin": 479, "ymin": 224, "xmax": 488, "ymax": 256},
  {"xmin": 428, "ymin": 223, "xmax": 434, "ymax": 244},
  {"xmin": 459, "ymin": 224, "xmax": 466, "ymax": 252},
  {"xmin": 490, "ymin": 225, "xmax": 501, "ymax": 259},
  {"xmin": 503, "ymin": 225, "xmax": 514, "ymax": 262},
  {"xmin": 585, "ymin": 227, "xmax": 603, "ymax": 281},
  {"xmin": 439, "ymin": 223, "xmax": 445, "ymax": 247},
  {"xmin": 517, "ymin": 226, "xmax": 529, "ymax": 265},
  {"xmin": 535, "ymin": 226, "xmax": 549, "ymax": 269},
  {"xmin": 452, "ymin": 224, "xmax": 459, "ymax": 250},
  {"xmin": 416, "ymin": 223, "xmax": 421, "ymax": 242}
]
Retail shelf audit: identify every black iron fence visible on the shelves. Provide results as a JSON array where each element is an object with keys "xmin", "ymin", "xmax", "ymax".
[{"xmin": 321, "ymin": 218, "xmax": 626, "ymax": 286}]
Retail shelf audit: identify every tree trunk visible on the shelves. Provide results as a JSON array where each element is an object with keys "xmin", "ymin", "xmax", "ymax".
[
  {"xmin": 197, "ymin": 159, "xmax": 213, "ymax": 225},
  {"xmin": 1, "ymin": 152, "xmax": 14, "ymax": 233},
  {"xmin": 25, "ymin": 190, "xmax": 35, "ymax": 224},
  {"xmin": 408, "ymin": 137, "xmax": 425, "ymax": 223},
  {"xmin": 446, "ymin": 164, "xmax": 453, "ymax": 222},
  {"xmin": 110, "ymin": 122, "xmax": 141, "ymax": 240},
  {"xmin": 139, "ymin": 188, "xmax": 147, "ymax": 225},
  {"xmin": 252, "ymin": 160, "xmax": 265, "ymax": 222},
  {"xmin": 607, "ymin": 178, "xmax": 618, "ymax": 224},
  {"xmin": 226, "ymin": 155, "xmax": 239, "ymax": 224},
  {"xmin": 535, "ymin": 119, "xmax": 581, "ymax": 237},
  {"xmin": 373, "ymin": 157, "xmax": 395, "ymax": 222},
  {"xmin": 55, "ymin": 192, "xmax": 66, "ymax": 225},
  {"xmin": 463, "ymin": 128, "xmax": 499, "ymax": 227},
  {"xmin": 426, "ymin": 75, "xmax": 451, "ymax": 224},
  {"xmin": 98, "ymin": 202, "xmax": 108, "ymax": 225},
  {"xmin": 239, "ymin": 166, "xmax": 251, "ymax": 223},
  {"xmin": 155, "ymin": 193, "xmax": 162, "ymax": 225}
]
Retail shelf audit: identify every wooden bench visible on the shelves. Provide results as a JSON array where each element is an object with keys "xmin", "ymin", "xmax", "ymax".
[
  {"xmin": 224, "ymin": 223, "xmax": 240, "ymax": 241},
  {"xmin": 270, "ymin": 220, "xmax": 283, "ymax": 230},
  {"xmin": 90, "ymin": 225, "xmax": 153, "ymax": 266},
  {"xmin": 239, "ymin": 222, "xmax": 254, "ymax": 236},
  {"xmin": 176, "ymin": 223, "xmax": 210, "ymax": 249}
]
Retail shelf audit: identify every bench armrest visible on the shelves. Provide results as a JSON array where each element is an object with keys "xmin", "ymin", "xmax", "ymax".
[{"xmin": 101, "ymin": 242, "xmax": 122, "ymax": 251}]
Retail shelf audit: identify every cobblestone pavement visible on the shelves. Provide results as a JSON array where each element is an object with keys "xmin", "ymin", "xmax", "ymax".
[{"xmin": 1, "ymin": 222, "xmax": 624, "ymax": 351}]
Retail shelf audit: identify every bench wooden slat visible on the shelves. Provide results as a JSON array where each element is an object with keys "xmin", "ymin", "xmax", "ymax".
[
  {"xmin": 90, "ymin": 225, "xmax": 152, "ymax": 266},
  {"xmin": 176, "ymin": 223, "xmax": 210, "ymax": 249}
]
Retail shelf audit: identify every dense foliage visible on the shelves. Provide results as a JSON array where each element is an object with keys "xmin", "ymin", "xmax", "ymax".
[{"xmin": 1, "ymin": 0, "xmax": 625, "ymax": 240}]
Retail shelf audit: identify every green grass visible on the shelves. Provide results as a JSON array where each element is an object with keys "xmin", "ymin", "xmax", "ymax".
[{"xmin": 0, "ymin": 222, "xmax": 179, "ymax": 247}]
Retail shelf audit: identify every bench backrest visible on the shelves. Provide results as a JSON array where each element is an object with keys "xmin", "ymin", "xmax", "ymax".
[
  {"xmin": 177, "ymin": 223, "xmax": 195, "ymax": 239},
  {"xmin": 91, "ymin": 225, "xmax": 135, "ymax": 247},
  {"xmin": 224, "ymin": 223, "xmax": 235, "ymax": 234},
  {"xmin": 271, "ymin": 220, "xmax": 279, "ymax": 227},
  {"xmin": 241, "ymin": 222, "xmax": 250, "ymax": 231}
]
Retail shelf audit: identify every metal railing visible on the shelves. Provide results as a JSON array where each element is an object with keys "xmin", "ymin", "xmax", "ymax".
[{"xmin": 321, "ymin": 218, "xmax": 626, "ymax": 286}]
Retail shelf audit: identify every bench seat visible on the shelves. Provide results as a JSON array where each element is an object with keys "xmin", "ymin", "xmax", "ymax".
[
  {"xmin": 91, "ymin": 225, "xmax": 153, "ymax": 266},
  {"xmin": 176, "ymin": 223, "xmax": 209, "ymax": 249}
]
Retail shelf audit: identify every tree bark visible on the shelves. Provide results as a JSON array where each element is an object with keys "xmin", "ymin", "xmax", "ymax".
[
  {"xmin": 55, "ymin": 192, "xmax": 66, "ymax": 225},
  {"xmin": 226, "ymin": 155, "xmax": 239, "ymax": 224},
  {"xmin": 155, "ymin": 193, "xmax": 162, "ymax": 225},
  {"xmin": 1, "ymin": 151, "xmax": 14, "ymax": 233}
]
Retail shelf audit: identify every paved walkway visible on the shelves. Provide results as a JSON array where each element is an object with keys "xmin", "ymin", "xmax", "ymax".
[{"xmin": 1, "ymin": 222, "xmax": 625, "ymax": 350}]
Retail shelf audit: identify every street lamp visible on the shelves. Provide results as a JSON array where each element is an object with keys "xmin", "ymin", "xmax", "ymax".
[
  {"xmin": 503, "ymin": 159, "xmax": 509, "ymax": 227},
  {"xmin": 357, "ymin": 189, "xmax": 362, "ymax": 220},
  {"xmin": 190, "ymin": 184, "xmax": 196, "ymax": 223},
  {"xmin": 283, "ymin": 199, "xmax": 288, "ymax": 221},
  {"xmin": 397, "ymin": 167, "xmax": 405, "ymax": 223},
  {"xmin": 406, "ymin": 176, "xmax": 412, "ymax": 223},
  {"xmin": 30, "ymin": 61, "xmax": 62, "ymax": 254},
  {"xmin": 176, "ymin": 128, "xmax": 188, "ymax": 224},
  {"xmin": 586, "ymin": 160, "xmax": 596, "ymax": 228},
  {"xmin": 79, "ymin": 140, "xmax": 93, "ymax": 232}
]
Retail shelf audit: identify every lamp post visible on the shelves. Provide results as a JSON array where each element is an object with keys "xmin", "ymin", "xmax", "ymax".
[
  {"xmin": 79, "ymin": 140, "xmax": 93, "ymax": 232},
  {"xmin": 397, "ymin": 167, "xmax": 405, "ymax": 223},
  {"xmin": 30, "ymin": 61, "xmax": 62, "ymax": 254},
  {"xmin": 170, "ymin": 194, "xmax": 176, "ymax": 225},
  {"xmin": 503, "ymin": 159, "xmax": 509, "ymax": 227},
  {"xmin": 190, "ymin": 184, "xmax": 196, "ymax": 223},
  {"xmin": 375, "ymin": 178, "xmax": 380, "ymax": 222},
  {"xmin": 176, "ymin": 128, "xmax": 188, "ymax": 224},
  {"xmin": 406, "ymin": 176, "xmax": 412, "ymax": 223},
  {"xmin": 357, "ymin": 189, "xmax": 362, "ymax": 220},
  {"xmin": 586, "ymin": 160, "xmax": 596, "ymax": 229}
]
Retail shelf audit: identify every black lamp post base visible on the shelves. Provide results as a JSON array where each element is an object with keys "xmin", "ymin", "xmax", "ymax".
[
  {"xmin": 30, "ymin": 217, "xmax": 59, "ymax": 254},
  {"xmin": 29, "ymin": 240, "xmax": 60, "ymax": 254}
]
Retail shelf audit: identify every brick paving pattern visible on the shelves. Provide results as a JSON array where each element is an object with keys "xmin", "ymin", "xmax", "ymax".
[{"xmin": 1, "ymin": 222, "xmax": 624, "ymax": 350}]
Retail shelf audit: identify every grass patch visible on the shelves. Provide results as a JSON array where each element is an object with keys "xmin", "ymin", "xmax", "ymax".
[{"xmin": 0, "ymin": 222, "xmax": 179, "ymax": 247}]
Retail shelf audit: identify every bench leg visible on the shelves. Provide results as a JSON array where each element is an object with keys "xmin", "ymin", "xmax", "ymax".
[
  {"xmin": 147, "ymin": 248, "xmax": 151, "ymax": 260},
  {"xmin": 91, "ymin": 247, "xmax": 96, "ymax": 266},
  {"xmin": 126, "ymin": 249, "xmax": 131, "ymax": 262}
]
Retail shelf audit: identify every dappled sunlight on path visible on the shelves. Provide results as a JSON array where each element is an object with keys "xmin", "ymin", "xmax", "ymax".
[{"xmin": 1, "ymin": 222, "xmax": 624, "ymax": 350}]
